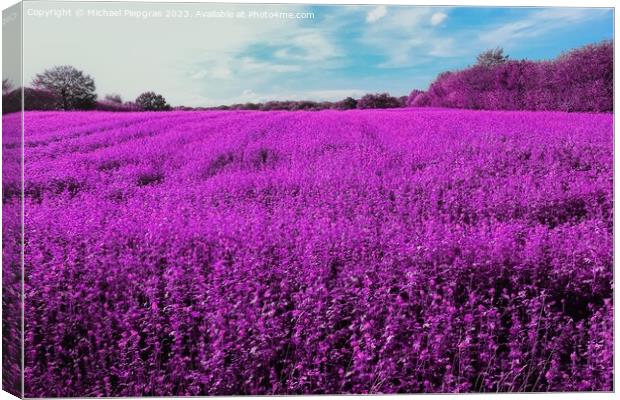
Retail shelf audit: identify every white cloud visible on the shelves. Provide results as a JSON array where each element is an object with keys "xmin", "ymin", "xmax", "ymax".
[
  {"xmin": 478, "ymin": 8, "xmax": 608, "ymax": 46},
  {"xmin": 366, "ymin": 6, "xmax": 387, "ymax": 23},
  {"xmin": 275, "ymin": 31, "xmax": 340, "ymax": 62},
  {"xmin": 305, "ymin": 89, "xmax": 369, "ymax": 100},
  {"xmin": 179, "ymin": 24, "xmax": 344, "ymax": 107},
  {"xmin": 194, "ymin": 64, "xmax": 234, "ymax": 80},
  {"xmin": 361, "ymin": 8, "xmax": 459, "ymax": 68},
  {"xmin": 238, "ymin": 89, "xmax": 261, "ymax": 103},
  {"xmin": 430, "ymin": 12, "xmax": 447, "ymax": 26},
  {"xmin": 427, "ymin": 37, "xmax": 456, "ymax": 57},
  {"xmin": 190, "ymin": 70, "xmax": 208, "ymax": 80},
  {"xmin": 239, "ymin": 57, "xmax": 301, "ymax": 73}
]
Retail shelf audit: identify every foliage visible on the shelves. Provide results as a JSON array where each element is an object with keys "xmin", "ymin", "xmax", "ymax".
[
  {"xmin": 230, "ymin": 102, "xmax": 260, "ymax": 110},
  {"xmin": 135, "ymin": 91, "xmax": 171, "ymax": 111},
  {"xmin": 15, "ymin": 109, "xmax": 612, "ymax": 396},
  {"xmin": 2, "ymin": 88, "xmax": 62, "ymax": 114},
  {"xmin": 208, "ymin": 95, "xmax": 402, "ymax": 112},
  {"xmin": 406, "ymin": 89, "xmax": 425, "ymax": 107},
  {"xmin": 476, "ymin": 47, "xmax": 509, "ymax": 66},
  {"xmin": 94, "ymin": 101, "xmax": 140, "ymax": 112},
  {"xmin": 411, "ymin": 92, "xmax": 431, "ymax": 107},
  {"xmin": 419, "ymin": 40, "xmax": 612, "ymax": 112},
  {"xmin": 357, "ymin": 93, "xmax": 402, "ymax": 109},
  {"xmin": 32, "ymin": 65, "xmax": 97, "ymax": 110},
  {"xmin": 335, "ymin": 97, "xmax": 358, "ymax": 110}
]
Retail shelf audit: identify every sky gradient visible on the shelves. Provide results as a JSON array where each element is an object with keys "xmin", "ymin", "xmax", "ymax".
[{"xmin": 22, "ymin": 2, "xmax": 614, "ymax": 106}]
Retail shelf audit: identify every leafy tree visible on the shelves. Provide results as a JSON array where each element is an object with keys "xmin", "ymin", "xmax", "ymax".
[
  {"xmin": 476, "ymin": 47, "xmax": 509, "ymax": 67},
  {"xmin": 32, "ymin": 65, "xmax": 97, "ymax": 110},
  {"xmin": 336, "ymin": 97, "xmax": 358, "ymax": 110},
  {"xmin": 406, "ymin": 90, "xmax": 424, "ymax": 107},
  {"xmin": 242, "ymin": 102, "xmax": 260, "ymax": 110},
  {"xmin": 291, "ymin": 101, "xmax": 320, "ymax": 111},
  {"xmin": 135, "ymin": 92, "xmax": 171, "ymax": 111},
  {"xmin": 411, "ymin": 92, "xmax": 431, "ymax": 107},
  {"xmin": 356, "ymin": 93, "xmax": 402, "ymax": 109}
]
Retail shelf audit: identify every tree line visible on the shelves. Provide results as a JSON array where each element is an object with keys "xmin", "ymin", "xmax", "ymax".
[
  {"xmin": 2, "ymin": 64, "xmax": 413, "ymax": 114},
  {"xmin": 198, "ymin": 93, "xmax": 408, "ymax": 112},
  {"xmin": 2, "ymin": 40, "xmax": 612, "ymax": 114},
  {"xmin": 409, "ymin": 40, "xmax": 612, "ymax": 112},
  {"xmin": 2, "ymin": 66, "xmax": 171, "ymax": 114}
]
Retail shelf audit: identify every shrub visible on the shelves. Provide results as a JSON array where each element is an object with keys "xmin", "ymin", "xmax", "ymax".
[
  {"xmin": 356, "ymin": 93, "xmax": 402, "ymax": 109},
  {"xmin": 334, "ymin": 97, "xmax": 358, "ymax": 110},
  {"xmin": 317, "ymin": 101, "xmax": 333, "ymax": 110},
  {"xmin": 135, "ymin": 92, "xmax": 171, "ymax": 111},
  {"xmin": 291, "ymin": 101, "xmax": 320, "ymax": 111},
  {"xmin": 410, "ymin": 91, "xmax": 431, "ymax": 107},
  {"xmin": 2, "ymin": 89, "xmax": 23, "ymax": 114},
  {"xmin": 243, "ymin": 102, "xmax": 260, "ymax": 110},
  {"xmin": 406, "ymin": 90, "xmax": 424, "ymax": 107},
  {"xmin": 258, "ymin": 100, "xmax": 332, "ymax": 111},
  {"xmin": 2, "ymin": 88, "xmax": 62, "ymax": 114},
  {"xmin": 94, "ymin": 101, "xmax": 140, "ymax": 112}
]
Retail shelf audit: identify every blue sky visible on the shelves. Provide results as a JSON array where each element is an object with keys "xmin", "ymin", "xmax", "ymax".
[{"xmin": 24, "ymin": 3, "xmax": 613, "ymax": 106}]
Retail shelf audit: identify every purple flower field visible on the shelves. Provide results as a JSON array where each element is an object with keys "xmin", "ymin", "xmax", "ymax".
[{"xmin": 6, "ymin": 108, "xmax": 613, "ymax": 395}]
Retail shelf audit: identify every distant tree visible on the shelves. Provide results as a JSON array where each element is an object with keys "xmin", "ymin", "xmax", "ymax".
[
  {"xmin": 135, "ymin": 92, "xmax": 171, "ymax": 111},
  {"xmin": 260, "ymin": 101, "xmax": 295, "ymax": 111},
  {"xmin": 476, "ymin": 47, "xmax": 509, "ymax": 67},
  {"xmin": 95, "ymin": 100, "xmax": 140, "ymax": 112},
  {"xmin": 406, "ymin": 89, "xmax": 424, "ymax": 107},
  {"xmin": 292, "ymin": 101, "xmax": 319, "ymax": 111},
  {"xmin": 32, "ymin": 65, "xmax": 97, "ymax": 110},
  {"xmin": 318, "ymin": 101, "xmax": 333, "ymax": 110},
  {"xmin": 337, "ymin": 97, "xmax": 358, "ymax": 110},
  {"xmin": 357, "ymin": 93, "xmax": 401, "ymax": 109},
  {"xmin": 243, "ymin": 102, "xmax": 260, "ymax": 110},
  {"xmin": 104, "ymin": 94, "xmax": 123, "ymax": 104},
  {"xmin": 2, "ymin": 79, "xmax": 12, "ymax": 94},
  {"xmin": 410, "ymin": 91, "xmax": 431, "ymax": 107}
]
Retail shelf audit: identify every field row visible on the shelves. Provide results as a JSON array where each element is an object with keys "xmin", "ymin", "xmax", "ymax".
[{"xmin": 5, "ymin": 109, "xmax": 612, "ymax": 395}]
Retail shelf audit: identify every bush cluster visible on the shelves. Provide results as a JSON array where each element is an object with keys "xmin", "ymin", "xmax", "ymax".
[
  {"xmin": 202, "ymin": 95, "xmax": 404, "ymax": 112},
  {"xmin": 411, "ymin": 41, "xmax": 612, "ymax": 112},
  {"xmin": 357, "ymin": 93, "xmax": 403, "ymax": 109},
  {"xmin": 2, "ymin": 88, "xmax": 63, "ymax": 114},
  {"xmin": 94, "ymin": 101, "xmax": 141, "ymax": 112}
]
